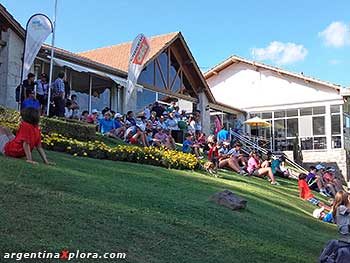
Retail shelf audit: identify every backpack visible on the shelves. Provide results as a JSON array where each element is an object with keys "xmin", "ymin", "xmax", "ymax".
[{"xmin": 319, "ymin": 239, "xmax": 350, "ymax": 263}]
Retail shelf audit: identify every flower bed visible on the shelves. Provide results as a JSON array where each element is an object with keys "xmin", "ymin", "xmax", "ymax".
[{"xmin": 42, "ymin": 133, "xmax": 200, "ymax": 170}]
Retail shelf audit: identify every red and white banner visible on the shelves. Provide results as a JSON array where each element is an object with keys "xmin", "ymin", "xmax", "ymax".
[
  {"xmin": 22, "ymin": 14, "xmax": 53, "ymax": 81},
  {"xmin": 126, "ymin": 34, "xmax": 151, "ymax": 103}
]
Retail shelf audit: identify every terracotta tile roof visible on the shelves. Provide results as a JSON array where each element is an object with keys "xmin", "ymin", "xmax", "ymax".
[
  {"xmin": 78, "ymin": 32, "xmax": 179, "ymax": 73},
  {"xmin": 204, "ymin": 54, "xmax": 344, "ymax": 91}
]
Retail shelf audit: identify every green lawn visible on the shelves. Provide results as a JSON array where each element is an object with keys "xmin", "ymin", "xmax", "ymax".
[{"xmin": 0, "ymin": 151, "xmax": 336, "ymax": 263}]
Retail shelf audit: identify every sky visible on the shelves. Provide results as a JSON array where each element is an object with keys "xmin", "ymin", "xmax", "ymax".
[{"xmin": 2, "ymin": 0, "xmax": 350, "ymax": 86}]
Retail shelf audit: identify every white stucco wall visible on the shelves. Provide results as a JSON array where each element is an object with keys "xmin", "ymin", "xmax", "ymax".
[
  {"xmin": 0, "ymin": 28, "xmax": 23, "ymax": 109},
  {"xmin": 207, "ymin": 63, "xmax": 343, "ymax": 110}
]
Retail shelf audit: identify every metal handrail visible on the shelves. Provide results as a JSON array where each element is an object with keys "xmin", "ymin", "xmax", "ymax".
[{"xmin": 230, "ymin": 130, "xmax": 308, "ymax": 174}]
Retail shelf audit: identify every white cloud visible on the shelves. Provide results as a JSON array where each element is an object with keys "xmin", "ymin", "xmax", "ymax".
[
  {"xmin": 318, "ymin": 21, "xmax": 350, "ymax": 47},
  {"xmin": 251, "ymin": 41, "xmax": 308, "ymax": 65},
  {"xmin": 329, "ymin": 59, "xmax": 342, "ymax": 65}
]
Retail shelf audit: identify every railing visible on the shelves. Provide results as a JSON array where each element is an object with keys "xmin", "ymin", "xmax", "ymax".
[{"xmin": 230, "ymin": 130, "xmax": 308, "ymax": 174}]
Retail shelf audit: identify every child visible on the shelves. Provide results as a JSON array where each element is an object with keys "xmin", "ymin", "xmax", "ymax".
[
  {"xmin": 298, "ymin": 173, "xmax": 331, "ymax": 210},
  {"xmin": 0, "ymin": 107, "xmax": 52, "ymax": 165},
  {"xmin": 247, "ymin": 151, "xmax": 278, "ymax": 185}
]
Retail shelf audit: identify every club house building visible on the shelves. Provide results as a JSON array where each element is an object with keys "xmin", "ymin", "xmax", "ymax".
[
  {"xmin": 0, "ymin": 4, "xmax": 244, "ymax": 136},
  {"xmin": 205, "ymin": 55, "xmax": 350, "ymax": 181}
]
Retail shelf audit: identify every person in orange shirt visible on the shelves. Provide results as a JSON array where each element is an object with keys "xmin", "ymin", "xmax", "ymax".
[{"xmin": 298, "ymin": 173, "xmax": 331, "ymax": 210}]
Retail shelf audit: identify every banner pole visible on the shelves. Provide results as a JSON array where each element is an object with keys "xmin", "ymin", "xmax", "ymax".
[{"xmin": 46, "ymin": 0, "xmax": 58, "ymax": 116}]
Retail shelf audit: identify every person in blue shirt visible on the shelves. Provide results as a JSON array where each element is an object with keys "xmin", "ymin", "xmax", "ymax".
[
  {"xmin": 271, "ymin": 155, "xmax": 289, "ymax": 178},
  {"xmin": 22, "ymin": 90, "xmax": 41, "ymax": 110},
  {"xmin": 182, "ymin": 133, "xmax": 202, "ymax": 158},
  {"xmin": 217, "ymin": 129, "xmax": 229, "ymax": 143},
  {"xmin": 52, "ymin": 72, "xmax": 65, "ymax": 117},
  {"xmin": 98, "ymin": 111, "xmax": 117, "ymax": 138}
]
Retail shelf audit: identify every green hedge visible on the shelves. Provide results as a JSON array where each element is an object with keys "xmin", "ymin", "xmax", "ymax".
[
  {"xmin": 0, "ymin": 106, "xmax": 97, "ymax": 141},
  {"xmin": 40, "ymin": 118, "xmax": 97, "ymax": 141}
]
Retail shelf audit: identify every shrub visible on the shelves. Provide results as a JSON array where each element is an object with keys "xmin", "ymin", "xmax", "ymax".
[
  {"xmin": 40, "ymin": 117, "xmax": 96, "ymax": 141},
  {"xmin": 42, "ymin": 133, "xmax": 200, "ymax": 170},
  {"xmin": 0, "ymin": 106, "xmax": 21, "ymax": 124}
]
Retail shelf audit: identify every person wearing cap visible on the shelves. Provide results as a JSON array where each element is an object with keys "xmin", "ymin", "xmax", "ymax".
[
  {"xmin": 21, "ymin": 89, "xmax": 41, "ymax": 110},
  {"xmin": 247, "ymin": 151, "xmax": 278, "ymax": 185},
  {"xmin": 35, "ymin": 73, "xmax": 49, "ymax": 113}
]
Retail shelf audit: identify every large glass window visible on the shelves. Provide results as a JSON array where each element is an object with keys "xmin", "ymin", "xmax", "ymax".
[
  {"xmin": 262, "ymin": 112, "xmax": 272, "ymax": 119},
  {"xmin": 136, "ymin": 89, "xmax": 156, "ymax": 112},
  {"xmin": 274, "ymin": 119, "xmax": 286, "ymax": 138},
  {"xmin": 300, "ymin": 107, "xmax": 312, "ymax": 116},
  {"xmin": 91, "ymin": 87, "xmax": 110, "ymax": 112},
  {"xmin": 314, "ymin": 137, "xmax": 327, "ymax": 150},
  {"xmin": 312, "ymin": 116, "xmax": 325, "ymax": 135},
  {"xmin": 286, "ymin": 109, "xmax": 298, "ymax": 117},
  {"xmin": 287, "ymin": 118, "xmax": 298, "ymax": 137},
  {"xmin": 331, "ymin": 115, "xmax": 341, "ymax": 135},
  {"xmin": 274, "ymin": 110, "xmax": 285, "ymax": 118}
]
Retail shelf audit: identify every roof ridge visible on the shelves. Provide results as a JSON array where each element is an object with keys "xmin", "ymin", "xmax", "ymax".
[
  {"xmin": 205, "ymin": 53, "xmax": 344, "ymax": 89},
  {"xmin": 77, "ymin": 31, "xmax": 179, "ymax": 55}
]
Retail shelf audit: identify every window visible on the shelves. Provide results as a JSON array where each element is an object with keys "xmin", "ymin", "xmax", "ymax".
[
  {"xmin": 287, "ymin": 118, "xmax": 298, "ymax": 137},
  {"xmin": 332, "ymin": 136, "xmax": 342, "ymax": 149},
  {"xmin": 313, "ymin": 106, "xmax": 325, "ymax": 115},
  {"xmin": 301, "ymin": 137, "xmax": 313, "ymax": 150},
  {"xmin": 331, "ymin": 115, "xmax": 341, "ymax": 135},
  {"xmin": 286, "ymin": 109, "xmax": 298, "ymax": 117},
  {"xmin": 314, "ymin": 137, "xmax": 327, "ymax": 150},
  {"xmin": 331, "ymin": 105, "xmax": 340, "ymax": 114},
  {"xmin": 262, "ymin": 112, "xmax": 272, "ymax": 119},
  {"xmin": 274, "ymin": 110, "xmax": 285, "ymax": 118},
  {"xmin": 136, "ymin": 89, "xmax": 156, "ymax": 112},
  {"xmin": 91, "ymin": 87, "xmax": 110, "ymax": 112},
  {"xmin": 274, "ymin": 119, "xmax": 286, "ymax": 138},
  {"xmin": 300, "ymin": 107, "xmax": 312, "ymax": 116},
  {"xmin": 313, "ymin": 116, "xmax": 325, "ymax": 135}
]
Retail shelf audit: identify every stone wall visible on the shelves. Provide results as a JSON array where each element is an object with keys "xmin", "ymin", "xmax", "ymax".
[
  {"xmin": 283, "ymin": 149, "xmax": 349, "ymax": 182},
  {"xmin": 0, "ymin": 28, "xmax": 23, "ymax": 109},
  {"xmin": 197, "ymin": 91, "xmax": 210, "ymax": 135}
]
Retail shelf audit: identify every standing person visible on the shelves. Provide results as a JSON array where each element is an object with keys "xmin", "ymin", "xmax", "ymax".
[
  {"xmin": 35, "ymin": 73, "xmax": 49, "ymax": 113},
  {"xmin": 0, "ymin": 107, "xmax": 52, "ymax": 165},
  {"xmin": 247, "ymin": 151, "xmax": 278, "ymax": 185},
  {"xmin": 52, "ymin": 72, "xmax": 65, "ymax": 117},
  {"xmin": 22, "ymin": 73, "xmax": 35, "ymax": 99},
  {"xmin": 151, "ymin": 102, "xmax": 164, "ymax": 118}
]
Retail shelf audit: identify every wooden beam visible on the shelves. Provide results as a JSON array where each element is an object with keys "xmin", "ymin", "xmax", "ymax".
[
  {"xmin": 139, "ymin": 82, "xmax": 198, "ymax": 103},
  {"xmin": 155, "ymin": 57, "xmax": 168, "ymax": 89},
  {"xmin": 169, "ymin": 66, "xmax": 182, "ymax": 91}
]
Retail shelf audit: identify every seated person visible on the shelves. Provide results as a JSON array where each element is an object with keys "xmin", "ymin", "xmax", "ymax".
[
  {"xmin": 227, "ymin": 142, "xmax": 247, "ymax": 167},
  {"xmin": 126, "ymin": 111, "xmax": 136, "ymax": 126},
  {"xmin": 80, "ymin": 110, "xmax": 89, "ymax": 122},
  {"xmin": 216, "ymin": 129, "xmax": 229, "ymax": 143},
  {"xmin": 323, "ymin": 167, "xmax": 344, "ymax": 196},
  {"xmin": 64, "ymin": 100, "xmax": 73, "ymax": 119},
  {"xmin": 0, "ymin": 107, "xmax": 51, "ymax": 165},
  {"xmin": 207, "ymin": 138, "xmax": 219, "ymax": 170},
  {"xmin": 124, "ymin": 123, "xmax": 147, "ymax": 146},
  {"xmin": 182, "ymin": 133, "xmax": 202, "ymax": 158},
  {"xmin": 113, "ymin": 113, "xmax": 126, "ymax": 138},
  {"xmin": 247, "ymin": 151, "xmax": 278, "ymax": 185},
  {"xmin": 153, "ymin": 127, "xmax": 168, "ymax": 147},
  {"xmin": 261, "ymin": 151, "xmax": 272, "ymax": 168},
  {"xmin": 98, "ymin": 111, "xmax": 117, "ymax": 138},
  {"xmin": 298, "ymin": 173, "xmax": 331, "ymax": 210},
  {"xmin": 164, "ymin": 129, "xmax": 176, "ymax": 150},
  {"xmin": 306, "ymin": 165, "xmax": 330, "ymax": 196},
  {"xmin": 218, "ymin": 142, "xmax": 246, "ymax": 175},
  {"xmin": 85, "ymin": 109, "xmax": 99, "ymax": 124},
  {"xmin": 271, "ymin": 155, "xmax": 290, "ymax": 178},
  {"xmin": 22, "ymin": 89, "xmax": 40, "ymax": 110}
]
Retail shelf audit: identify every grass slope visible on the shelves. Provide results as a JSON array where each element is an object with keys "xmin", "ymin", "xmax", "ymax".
[{"xmin": 0, "ymin": 151, "xmax": 336, "ymax": 263}]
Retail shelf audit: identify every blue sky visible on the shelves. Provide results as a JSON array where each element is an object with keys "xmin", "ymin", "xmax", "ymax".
[{"xmin": 2, "ymin": 0, "xmax": 350, "ymax": 86}]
